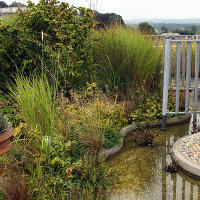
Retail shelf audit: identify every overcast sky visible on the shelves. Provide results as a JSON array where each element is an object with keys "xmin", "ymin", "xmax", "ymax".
[{"xmin": 4, "ymin": 0, "xmax": 200, "ymax": 20}]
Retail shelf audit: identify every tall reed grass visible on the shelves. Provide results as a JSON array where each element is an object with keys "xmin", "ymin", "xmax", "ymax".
[
  {"xmin": 93, "ymin": 26, "xmax": 162, "ymax": 94},
  {"xmin": 9, "ymin": 75, "xmax": 58, "ymax": 136}
]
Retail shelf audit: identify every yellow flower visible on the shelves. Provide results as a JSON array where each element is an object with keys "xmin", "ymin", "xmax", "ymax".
[{"xmin": 14, "ymin": 123, "xmax": 24, "ymax": 137}]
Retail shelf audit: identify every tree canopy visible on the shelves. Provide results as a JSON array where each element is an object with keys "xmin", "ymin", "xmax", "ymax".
[
  {"xmin": 0, "ymin": 1, "xmax": 8, "ymax": 8},
  {"xmin": 138, "ymin": 22, "xmax": 156, "ymax": 35},
  {"xmin": 93, "ymin": 11, "xmax": 125, "ymax": 29},
  {"xmin": 9, "ymin": 1, "xmax": 25, "ymax": 7},
  {"xmin": 0, "ymin": 1, "xmax": 25, "ymax": 8},
  {"xmin": 173, "ymin": 25, "xmax": 197, "ymax": 35},
  {"xmin": 161, "ymin": 26, "xmax": 168, "ymax": 33}
]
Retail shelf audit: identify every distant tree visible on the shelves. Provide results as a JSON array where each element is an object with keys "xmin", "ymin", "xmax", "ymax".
[
  {"xmin": 173, "ymin": 28, "xmax": 190, "ymax": 35},
  {"xmin": 0, "ymin": 1, "xmax": 8, "ymax": 8},
  {"xmin": 190, "ymin": 25, "xmax": 196, "ymax": 34},
  {"xmin": 9, "ymin": 1, "xmax": 25, "ymax": 7},
  {"xmin": 138, "ymin": 22, "xmax": 156, "ymax": 35},
  {"xmin": 161, "ymin": 26, "xmax": 168, "ymax": 33},
  {"xmin": 173, "ymin": 27, "xmax": 196, "ymax": 35},
  {"xmin": 93, "ymin": 11, "xmax": 125, "ymax": 29}
]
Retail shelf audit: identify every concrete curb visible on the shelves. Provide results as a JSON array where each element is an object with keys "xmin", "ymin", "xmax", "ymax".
[
  {"xmin": 172, "ymin": 133, "xmax": 200, "ymax": 177},
  {"xmin": 103, "ymin": 114, "xmax": 191, "ymax": 160}
]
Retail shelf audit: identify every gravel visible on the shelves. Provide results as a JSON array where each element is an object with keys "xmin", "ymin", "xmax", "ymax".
[{"xmin": 177, "ymin": 135, "xmax": 200, "ymax": 162}]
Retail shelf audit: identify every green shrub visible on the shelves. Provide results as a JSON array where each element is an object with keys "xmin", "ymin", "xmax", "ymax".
[
  {"xmin": 0, "ymin": 0, "xmax": 95, "ymax": 91},
  {"xmin": 0, "ymin": 93, "xmax": 22, "ymax": 128},
  {"xmin": 137, "ymin": 22, "xmax": 156, "ymax": 35},
  {"xmin": 0, "ymin": 114, "xmax": 8, "ymax": 133},
  {"xmin": 92, "ymin": 26, "xmax": 162, "ymax": 94}
]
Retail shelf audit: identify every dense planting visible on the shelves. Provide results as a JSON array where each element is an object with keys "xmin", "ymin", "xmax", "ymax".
[
  {"xmin": 1, "ymin": 76, "xmax": 112, "ymax": 199},
  {"xmin": 0, "ymin": 1, "xmax": 173, "ymax": 199}
]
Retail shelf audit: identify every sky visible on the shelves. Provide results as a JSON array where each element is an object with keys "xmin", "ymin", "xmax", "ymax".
[{"xmin": 4, "ymin": 0, "xmax": 200, "ymax": 20}]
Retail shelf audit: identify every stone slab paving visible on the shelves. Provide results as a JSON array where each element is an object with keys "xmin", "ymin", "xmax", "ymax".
[{"xmin": 173, "ymin": 133, "xmax": 200, "ymax": 176}]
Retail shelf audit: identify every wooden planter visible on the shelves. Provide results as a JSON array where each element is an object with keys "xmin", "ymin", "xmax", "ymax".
[{"xmin": 0, "ymin": 127, "xmax": 14, "ymax": 155}]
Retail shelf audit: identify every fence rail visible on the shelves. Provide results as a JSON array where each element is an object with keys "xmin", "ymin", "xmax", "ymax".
[{"xmin": 161, "ymin": 36, "xmax": 200, "ymax": 129}]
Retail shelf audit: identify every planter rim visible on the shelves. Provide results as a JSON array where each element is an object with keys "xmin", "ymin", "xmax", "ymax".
[{"xmin": 0, "ymin": 127, "xmax": 14, "ymax": 142}]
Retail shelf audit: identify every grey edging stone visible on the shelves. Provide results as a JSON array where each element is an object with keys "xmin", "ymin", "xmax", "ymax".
[
  {"xmin": 103, "ymin": 114, "xmax": 191, "ymax": 160},
  {"xmin": 172, "ymin": 133, "xmax": 200, "ymax": 177}
]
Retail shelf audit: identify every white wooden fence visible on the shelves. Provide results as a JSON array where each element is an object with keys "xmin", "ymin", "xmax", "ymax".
[{"xmin": 161, "ymin": 36, "xmax": 200, "ymax": 129}]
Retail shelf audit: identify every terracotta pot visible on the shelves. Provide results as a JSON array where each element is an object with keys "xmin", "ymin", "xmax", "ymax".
[{"xmin": 0, "ymin": 127, "xmax": 14, "ymax": 155}]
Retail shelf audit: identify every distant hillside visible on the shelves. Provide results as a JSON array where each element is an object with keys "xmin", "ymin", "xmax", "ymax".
[
  {"xmin": 126, "ymin": 18, "xmax": 200, "ymax": 24},
  {"xmin": 126, "ymin": 18, "xmax": 200, "ymax": 33}
]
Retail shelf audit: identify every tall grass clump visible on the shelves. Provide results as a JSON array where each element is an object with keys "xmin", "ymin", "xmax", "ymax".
[
  {"xmin": 93, "ymin": 26, "xmax": 162, "ymax": 94},
  {"xmin": 9, "ymin": 75, "xmax": 58, "ymax": 136}
]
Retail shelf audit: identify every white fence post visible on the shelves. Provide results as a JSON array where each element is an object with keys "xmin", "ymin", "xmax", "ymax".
[{"xmin": 161, "ymin": 39, "xmax": 171, "ymax": 130}]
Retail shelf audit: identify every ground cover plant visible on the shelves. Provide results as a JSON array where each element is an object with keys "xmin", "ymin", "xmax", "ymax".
[{"xmin": 130, "ymin": 89, "xmax": 185, "ymax": 124}]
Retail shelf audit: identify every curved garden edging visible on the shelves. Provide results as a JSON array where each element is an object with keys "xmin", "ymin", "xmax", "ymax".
[
  {"xmin": 172, "ymin": 133, "xmax": 200, "ymax": 177},
  {"xmin": 103, "ymin": 114, "xmax": 191, "ymax": 160},
  {"xmin": 0, "ymin": 127, "xmax": 14, "ymax": 155}
]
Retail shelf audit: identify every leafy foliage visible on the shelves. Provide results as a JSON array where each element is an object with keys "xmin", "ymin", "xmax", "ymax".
[
  {"xmin": 0, "ymin": 0, "xmax": 95, "ymax": 92},
  {"xmin": 103, "ymin": 126, "xmax": 122, "ymax": 149},
  {"xmin": 130, "ymin": 94, "xmax": 177, "ymax": 123},
  {"xmin": 133, "ymin": 128, "xmax": 158, "ymax": 147},
  {"xmin": 0, "ymin": 1, "xmax": 7, "ymax": 8},
  {"xmin": 60, "ymin": 87, "xmax": 127, "ymax": 150},
  {"xmin": 93, "ymin": 11, "xmax": 125, "ymax": 29},
  {"xmin": 161, "ymin": 26, "xmax": 168, "ymax": 33},
  {"xmin": 0, "ymin": 93, "xmax": 22, "ymax": 128},
  {"xmin": 138, "ymin": 22, "xmax": 156, "ymax": 35},
  {"xmin": 0, "ymin": 114, "xmax": 8, "ymax": 133},
  {"xmin": 130, "ymin": 96, "xmax": 162, "ymax": 123}
]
